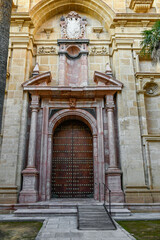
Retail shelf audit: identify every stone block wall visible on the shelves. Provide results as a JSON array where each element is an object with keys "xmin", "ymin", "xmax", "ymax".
[
  {"xmin": 0, "ymin": 0, "xmax": 160, "ymax": 204},
  {"xmin": 15, "ymin": 0, "xmax": 160, "ymax": 14},
  {"xmin": 145, "ymin": 95, "xmax": 160, "ymax": 134}
]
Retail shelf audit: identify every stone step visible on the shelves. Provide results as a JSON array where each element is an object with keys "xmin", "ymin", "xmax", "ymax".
[
  {"xmin": 109, "ymin": 208, "xmax": 132, "ymax": 217},
  {"xmin": 104, "ymin": 203, "xmax": 127, "ymax": 209},
  {"xmin": 78, "ymin": 205, "xmax": 116, "ymax": 230},
  {"xmin": 14, "ymin": 208, "xmax": 77, "ymax": 217}
]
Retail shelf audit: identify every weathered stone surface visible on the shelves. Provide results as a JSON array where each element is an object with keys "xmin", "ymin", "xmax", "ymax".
[{"xmin": 0, "ymin": 0, "xmax": 160, "ymax": 205}]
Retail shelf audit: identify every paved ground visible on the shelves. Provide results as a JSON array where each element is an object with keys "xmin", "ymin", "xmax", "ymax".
[
  {"xmin": 114, "ymin": 212, "xmax": 160, "ymax": 221},
  {"xmin": 0, "ymin": 213, "xmax": 160, "ymax": 240},
  {"xmin": 35, "ymin": 216, "xmax": 135, "ymax": 240}
]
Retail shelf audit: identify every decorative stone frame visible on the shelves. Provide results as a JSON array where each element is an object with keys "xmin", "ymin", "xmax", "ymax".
[
  {"xmin": 20, "ymin": 70, "xmax": 124, "ymax": 203},
  {"xmin": 41, "ymin": 109, "xmax": 100, "ymax": 201}
]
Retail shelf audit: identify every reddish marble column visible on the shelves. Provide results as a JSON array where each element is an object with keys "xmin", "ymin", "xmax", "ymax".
[
  {"xmin": 93, "ymin": 135, "xmax": 99, "ymax": 200},
  {"xmin": 105, "ymin": 95, "xmax": 124, "ymax": 203},
  {"xmin": 19, "ymin": 95, "xmax": 40, "ymax": 203}
]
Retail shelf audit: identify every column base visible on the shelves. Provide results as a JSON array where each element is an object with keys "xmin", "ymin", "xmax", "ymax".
[
  {"xmin": 106, "ymin": 167, "xmax": 125, "ymax": 203},
  {"xmin": 19, "ymin": 167, "xmax": 39, "ymax": 203},
  {"xmin": 19, "ymin": 190, "xmax": 38, "ymax": 203}
]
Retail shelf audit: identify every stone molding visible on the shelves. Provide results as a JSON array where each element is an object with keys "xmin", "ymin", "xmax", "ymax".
[
  {"xmin": 22, "ymin": 70, "xmax": 123, "ymax": 98},
  {"xmin": 22, "ymin": 72, "xmax": 52, "ymax": 87},
  {"xmin": 135, "ymin": 72, "xmax": 160, "ymax": 78},
  {"xmin": 94, "ymin": 71, "xmax": 123, "ymax": 88},
  {"xmin": 46, "ymin": 108, "xmax": 100, "ymax": 201},
  {"xmin": 111, "ymin": 13, "xmax": 160, "ymax": 28},
  {"xmin": 129, "ymin": 0, "xmax": 154, "ymax": 13},
  {"xmin": 11, "ymin": 13, "xmax": 33, "ymax": 29},
  {"xmin": 142, "ymin": 135, "xmax": 160, "ymax": 141},
  {"xmin": 48, "ymin": 109, "xmax": 97, "ymax": 136},
  {"xmin": 29, "ymin": 0, "xmax": 115, "ymax": 33}
]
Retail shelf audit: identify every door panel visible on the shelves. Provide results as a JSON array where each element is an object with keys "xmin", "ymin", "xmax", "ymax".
[{"xmin": 51, "ymin": 120, "xmax": 94, "ymax": 198}]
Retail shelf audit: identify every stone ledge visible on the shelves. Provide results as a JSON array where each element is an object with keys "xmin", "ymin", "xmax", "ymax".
[
  {"xmin": 0, "ymin": 186, "xmax": 18, "ymax": 204},
  {"xmin": 14, "ymin": 209, "xmax": 77, "ymax": 217},
  {"xmin": 135, "ymin": 72, "xmax": 160, "ymax": 78},
  {"xmin": 0, "ymin": 186, "xmax": 18, "ymax": 193},
  {"xmin": 125, "ymin": 189, "xmax": 160, "ymax": 203}
]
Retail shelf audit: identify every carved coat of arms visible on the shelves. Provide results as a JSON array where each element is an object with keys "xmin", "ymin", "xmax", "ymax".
[{"xmin": 60, "ymin": 11, "xmax": 87, "ymax": 39}]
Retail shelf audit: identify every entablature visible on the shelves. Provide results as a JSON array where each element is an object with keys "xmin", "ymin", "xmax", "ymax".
[{"xmin": 22, "ymin": 70, "xmax": 123, "ymax": 99}]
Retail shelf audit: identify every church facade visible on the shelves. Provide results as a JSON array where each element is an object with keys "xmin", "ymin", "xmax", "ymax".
[{"xmin": 0, "ymin": 0, "xmax": 160, "ymax": 205}]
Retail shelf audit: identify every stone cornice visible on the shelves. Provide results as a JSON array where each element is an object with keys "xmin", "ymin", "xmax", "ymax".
[
  {"xmin": 142, "ymin": 135, "xmax": 160, "ymax": 141},
  {"xmin": 135, "ymin": 72, "xmax": 160, "ymax": 78},
  {"xmin": 94, "ymin": 71, "xmax": 123, "ymax": 88},
  {"xmin": 11, "ymin": 12, "xmax": 32, "ymax": 22},
  {"xmin": 115, "ymin": 39, "xmax": 134, "ymax": 45},
  {"xmin": 111, "ymin": 13, "xmax": 160, "ymax": 28},
  {"xmin": 23, "ymin": 86, "xmax": 122, "ymax": 98},
  {"xmin": 11, "ymin": 12, "xmax": 34, "ymax": 28},
  {"xmin": 22, "ymin": 72, "xmax": 52, "ymax": 87},
  {"xmin": 129, "ymin": 0, "xmax": 154, "ymax": 13}
]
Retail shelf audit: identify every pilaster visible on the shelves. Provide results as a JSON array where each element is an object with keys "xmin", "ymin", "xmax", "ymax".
[
  {"xmin": 0, "ymin": 36, "xmax": 32, "ymax": 203},
  {"xmin": 112, "ymin": 39, "xmax": 147, "ymax": 202}
]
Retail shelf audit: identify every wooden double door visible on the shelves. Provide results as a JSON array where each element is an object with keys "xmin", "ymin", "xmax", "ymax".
[{"xmin": 51, "ymin": 120, "xmax": 94, "ymax": 198}]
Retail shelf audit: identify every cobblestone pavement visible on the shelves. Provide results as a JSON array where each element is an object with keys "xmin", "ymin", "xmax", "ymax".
[{"xmin": 35, "ymin": 216, "xmax": 135, "ymax": 240}]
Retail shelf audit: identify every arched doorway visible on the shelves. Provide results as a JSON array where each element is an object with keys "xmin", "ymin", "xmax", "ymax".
[{"xmin": 51, "ymin": 119, "xmax": 94, "ymax": 198}]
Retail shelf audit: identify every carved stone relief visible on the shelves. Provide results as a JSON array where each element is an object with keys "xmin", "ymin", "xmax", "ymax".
[
  {"xmin": 89, "ymin": 46, "xmax": 109, "ymax": 56},
  {"xmin": 69, "ymin": 98, "xmax": 76, "ymax": 108},
  {"xmin": 144, "ymin": 82, "xmax": 159, "ymax": 96},
  {"xmin": 37, "ymin": 46, "xmax": 57, "ymax": 55},
  {"xmin": 60, "ymin": 11, "xmax": 87, "ymax": 39}
]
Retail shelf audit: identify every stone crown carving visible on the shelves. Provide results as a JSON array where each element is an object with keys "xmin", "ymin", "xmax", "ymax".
[
  {"xmin": 60, "ymin": 11, "xmax": 87, "ymax": 39},
  {"xmin": 129, "ymin": 0, "xmax": 154, "ymax": 13}
]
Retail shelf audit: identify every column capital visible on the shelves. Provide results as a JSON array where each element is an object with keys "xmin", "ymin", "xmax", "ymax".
[
  {"xmin": 105, "ymin": 94, "xmax": 115, "ymax": 111},
  {"xmin": 105, "ymin": 102, "xmax": 115, "ymax": 111},
  {"xmin": 30, "ymin": 95, "xmax": 40, "ymax": 110}
]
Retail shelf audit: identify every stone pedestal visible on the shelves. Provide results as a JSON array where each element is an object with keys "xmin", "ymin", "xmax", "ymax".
[
  {"xmin": 106, "ymin": 168, "xmax": 124, "ymax": 203},
  {"xmin": 19, "ymin": 168, "xmax": 39, "ymax": 203}
]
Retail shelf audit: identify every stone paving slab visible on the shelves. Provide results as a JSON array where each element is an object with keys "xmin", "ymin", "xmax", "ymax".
[
  {"xmin": 114, "ymin": 212, "xmax": 160, "ymax": 221},
  {"xmin": 1, "ymin": 213, "xmax": 160, "ymax": 239},
  {"xmin": 35, "ymin": 216, "xmax": 135, "ymax": 240}
]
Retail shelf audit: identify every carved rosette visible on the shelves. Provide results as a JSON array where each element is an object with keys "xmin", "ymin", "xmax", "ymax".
[
  {"xmin": 60, "ymin": 11, "xmax": 87, "ymax": 39},
  {"xmin": 129, "ymin": 0, "xmax": 154, "ymax": 13}
]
